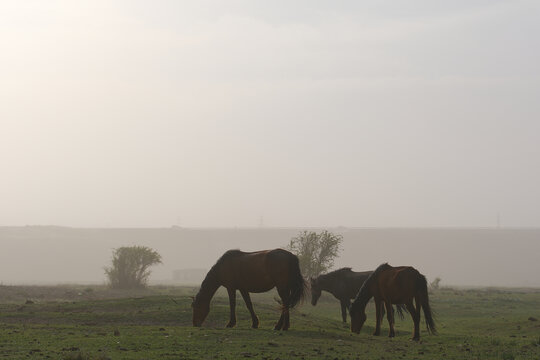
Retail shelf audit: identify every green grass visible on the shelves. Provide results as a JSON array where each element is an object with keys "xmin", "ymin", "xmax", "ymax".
[{"xmin": 0, "ymin": 286, "xmax": 539, "ymax": 359}]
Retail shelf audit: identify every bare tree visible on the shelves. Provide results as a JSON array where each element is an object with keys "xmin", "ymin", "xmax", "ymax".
[
  {"xmin": 429, "ymin": 277, "xmax": 441, "ymax": 291},
  {"xmin": 286, "ymin": 230, "xmax": 343, "ymax": 278},
  {"xmin": 105, "ymin": 246, "xmax": 162, "ymax": 289}
]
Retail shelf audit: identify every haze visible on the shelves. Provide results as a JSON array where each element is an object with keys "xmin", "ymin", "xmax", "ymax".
[
  {"xmin": 1, "ymin": 227, "xmax": 540, "ymax": 287},
  {"xmin": 1, "ymin": 1, "xmax": 539, "ymax": 287}
]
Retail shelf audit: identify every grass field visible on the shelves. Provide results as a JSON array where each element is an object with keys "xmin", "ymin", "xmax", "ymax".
[{"xmin": 0, "ymin": 285, "xmax": 539, "ymax": 359}]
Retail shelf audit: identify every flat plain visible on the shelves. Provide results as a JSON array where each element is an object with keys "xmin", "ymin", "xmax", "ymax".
[{"xmin": 0, "ymin": 285, "xmax": 539, "ymax": 359}]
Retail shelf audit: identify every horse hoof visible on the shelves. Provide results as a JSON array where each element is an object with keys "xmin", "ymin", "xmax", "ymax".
[
  {"xmin": 225, "ymin": 323, "xmax": 236, "ymax": 328},
  {"xmin": 372, "ymin": 332, "xmax": 380, "ymax": 336},
  {"xmin": 251, "ymin": 324, "xmax": 259, "ymax": 329}
]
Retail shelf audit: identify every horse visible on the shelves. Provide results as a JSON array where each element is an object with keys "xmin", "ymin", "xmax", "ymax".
[
  {"xmin": 310, "ymin": 268, "xmax": 372, "ymax": 322},
  {"xmin": 192, "ymin": 249, "xmax": 306, "ymax": 330},
  {"xmin": 310, "ymin": 267, "xmax": 407, "ymax": 323},
  {"xmin": 349, "ymin": 263, "xmax": 436, "ymax": 341}
]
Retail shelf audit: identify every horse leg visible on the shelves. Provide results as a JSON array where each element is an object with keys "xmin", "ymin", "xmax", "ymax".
[
  {"xmin": 281, "ymin": 288, "xmax": 291, "ymax": 331},
  {"xmin": 283, "ymin": 307, "xmax": 290, "ymax": 330},
  {"xmin": 385, "ymin": 301, "xmax": 395, "ymax": 337},
  {"xmin": 406, "ymin": 300, "xmax": 420, "ymax": 341},
  {"xmin": 414, "ymin": 296, "xmax": 422, "ymax": 341},
  {"xmin": 340, "ymin": 299, "xmax": 349, "ymax": 323},
  {"xmin": 274, "ymin": 312, "xmax": 285, "ymax": 331},
  {"xmin": 274, "ymin": 287, "xmax": 289, "ymax": 331},
  {"xmin": 373, "ymin": 299, "xmax": 383, "ymax": 336},
  {"xmin": 240, "ymin": 290, "xmax": 259, "ymax": 329},
  {"xmin": 225, "ymin": 288, "xmax": 237, "ymax": 328}
]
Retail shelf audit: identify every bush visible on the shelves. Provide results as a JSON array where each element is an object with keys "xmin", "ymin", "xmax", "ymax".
[
  {"xmin": 105, "ymin": 246, "xmax": 162, "ymax": 289},
  {"xmin": 286, "ymin": 230, "xmax": 343, "ymax": 278}
]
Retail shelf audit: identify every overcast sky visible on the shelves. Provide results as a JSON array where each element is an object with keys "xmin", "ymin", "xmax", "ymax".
[{"xmin": 1, "ymin": 0, "xmax": 539, "ymax": 228}]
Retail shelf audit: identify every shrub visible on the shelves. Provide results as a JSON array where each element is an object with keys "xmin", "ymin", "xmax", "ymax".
[
  {"xmin": 105, "ymin": 246, "xmax": 162, "ymax": 289},
  {"xmin": 286, "ymin": 230, "xmax": 343, "ymax": 278}
]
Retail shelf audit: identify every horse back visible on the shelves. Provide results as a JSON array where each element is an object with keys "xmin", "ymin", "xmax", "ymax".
[
  {"xmin": 345, "ymin": 271, "xmax": 371, "ymax": 298},
  {"xmin": 219, "ymin": 249, "xmax": 295, "ymax": 292},
  {"xmin": 383, "ymin": 266, "xmax": 420, "ymax": 285},
  {"xmin": 316, "ymin": 269, "xmax": 371, "ymax": 299},
  {"xmin": 377, "ymin": 266, "xmax": 420, "ymax": 303}
]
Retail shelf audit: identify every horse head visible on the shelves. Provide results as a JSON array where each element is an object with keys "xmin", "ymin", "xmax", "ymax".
[
  {"xmin": 349, "ymin": 301, "xmax": 367, "ymax": 334},
  {"xmin": 191, "ymin": 294, "xmax": 210, "ymax": 327}
]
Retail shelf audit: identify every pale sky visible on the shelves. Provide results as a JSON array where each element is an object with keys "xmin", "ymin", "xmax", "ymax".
[{"xmin": 1, "ymin": 0, "xmax": 539, "ymax": 228}]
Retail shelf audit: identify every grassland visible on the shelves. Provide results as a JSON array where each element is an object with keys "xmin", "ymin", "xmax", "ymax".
[{"xmin": 0, "ymin": 285, "xmax": 539, "ymax": 359}]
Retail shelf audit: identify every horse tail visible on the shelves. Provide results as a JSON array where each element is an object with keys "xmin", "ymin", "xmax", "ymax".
[
  {"xmin": 395, "ymin": 304, "xmax": 408, "ymax": 320},
  {"xmin": 416, "ymin": 274, "xmax": 437, "ymax": 335},
  {"xmin": 287, "ymin": 255, "xmax": 307, "ymax": 309}
]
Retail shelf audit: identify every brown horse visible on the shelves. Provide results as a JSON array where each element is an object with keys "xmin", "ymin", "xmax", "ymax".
[
  {"xmin": 310, "ymin": 268, "xmax": 406, "ymax": 323},
  {"xmin": 349, "ymin": 263, "xmax": 436, "ymax": 341},
  {"xmin": 192, "ymin": 249, "xmax": 306, "ymax": 330}
]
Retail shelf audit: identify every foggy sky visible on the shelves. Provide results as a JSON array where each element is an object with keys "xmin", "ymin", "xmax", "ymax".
[{"xmin": 1, "ymin": 1, "xmax": 540, "ymax": 228}]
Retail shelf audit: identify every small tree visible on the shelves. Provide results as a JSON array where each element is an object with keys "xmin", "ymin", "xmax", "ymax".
[
  {"xmin": 105, "ymin": 246, "xmax": 162, "ymax": 289},
  {"xmin": 286, "ymin": 230, "xmax": 343, "ymax": 278},
  {"xmin": 429, "ymin": 277, "xmax": 441, "ymax": 291}
]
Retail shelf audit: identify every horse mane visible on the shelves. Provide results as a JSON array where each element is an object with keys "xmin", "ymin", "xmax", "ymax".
[
  {"xmin": 353, "ymin": 263, "xmax": 391, "ymax": 304},
  {"xmin": 215, "ymin": 249, "xmax": 243, "ymax": 264},
  {"xmin": 199, "ymin": 250, "xmax": 243, "ymax": 294},
  {"xmin": 371, "ymin": 263, "xmax": 392, "ymax": 277}
]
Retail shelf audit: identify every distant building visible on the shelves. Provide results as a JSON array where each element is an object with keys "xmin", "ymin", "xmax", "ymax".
[{"xmin": 172, "ymin": 268, "xmax": 207, "ymax": 284}]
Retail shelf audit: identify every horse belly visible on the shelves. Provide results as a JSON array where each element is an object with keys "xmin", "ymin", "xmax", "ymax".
[
  {"xmin": 380, "ymin": 270, "xmax": 415, "ymax": 303},
  {"xmin": 246, "ymin": 284, "xmax": 275, "ymax": 293},
  {"xmin": 378, "ymin": 277, "xmax": 403, "ymax": 303},
  {"xmin": 237, "ymin": 270, "xmax": 275, "ymax": 293}
]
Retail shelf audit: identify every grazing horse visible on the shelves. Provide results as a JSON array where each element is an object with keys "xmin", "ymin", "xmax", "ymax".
[
  {"xmin": 311, "ymin": 268, "xmax": 407, "ymax": 323},
  {"xmin": 192, "ymin": 249, "xmax": 306, "ymax": 330},
  {"xmin": 310, "ymin": 268, "xmax": 372, "ymax": 322},
  {"xmin": 349, "ymin": 263, "xmax": 436, "ymax": 341}
]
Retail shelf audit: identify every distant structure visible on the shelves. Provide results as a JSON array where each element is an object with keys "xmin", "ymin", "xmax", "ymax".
[{"xmin": 172, "ymin": 268, "xmax": 207, "ymax": 284}]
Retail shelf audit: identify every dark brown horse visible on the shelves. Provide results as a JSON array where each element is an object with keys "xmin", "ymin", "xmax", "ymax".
[
  {"xmin": 192, "ymin": 249, "xmax": 306, "ymax": 330},
  {"xmin": 311, "ymin": 268, "xmax": 406, "ymax": 323},
  {"xmin": 349, "ymin": 263, "xmax": 436, "ymax": 341},
  {"xmin": 310, "ymin": 268, "xmax": 372, "ymax": 322}
]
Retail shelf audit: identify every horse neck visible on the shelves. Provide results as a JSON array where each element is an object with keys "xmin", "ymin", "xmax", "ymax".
[
  {"xmin": 197, "ymin": 268, "xmax": 221, "ymax": 304},
  {"xmin": 354, "ymin": 272, "xmax": 371, "ymax": 283},
  {"xmin": 353, "ymin": 279, "xmax": 374, "ymax": 307},
  {"xmin": 317, "ymin": 274, "xmax": 340, "ymax": 293}
]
